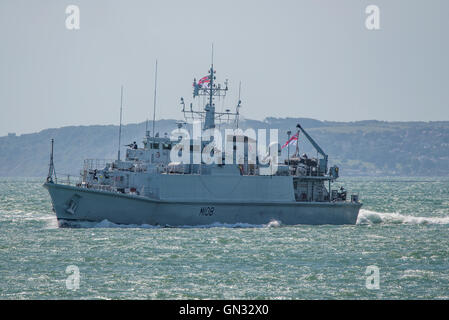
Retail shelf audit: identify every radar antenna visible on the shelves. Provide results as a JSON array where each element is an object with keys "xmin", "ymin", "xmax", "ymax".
[{"xmin": 183, "ymin": 47, "xmax": 239, "ymax": 131}]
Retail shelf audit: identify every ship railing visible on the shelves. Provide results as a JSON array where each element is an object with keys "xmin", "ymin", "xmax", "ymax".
[
  {"xmin": 83, "ymin": 159, "xmax": 114, "ymax": 171},
  {"xmin": 75, "ymin": 182, "xmax": 122, "ymax": 193},
  {"xmin": 78, "ymin": 182, "xmax": 160, "ymax": 198},
  {"xmin": 57, "ymin": 173, "xmax": 82, "ymax": 186},
  {"xmin": 87, "ymin": 184, "xmax": 118, "ymax": 193}
]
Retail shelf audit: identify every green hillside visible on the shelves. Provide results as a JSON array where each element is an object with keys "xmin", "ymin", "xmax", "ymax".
[{"xmin": 1, "ymin": 118, "xmax": 448, "ymax": 177}]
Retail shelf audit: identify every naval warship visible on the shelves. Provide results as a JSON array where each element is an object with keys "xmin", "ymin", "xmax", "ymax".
[{"xmin": 44, "ymin": 61, "xmax": 362, "ymax": 226}]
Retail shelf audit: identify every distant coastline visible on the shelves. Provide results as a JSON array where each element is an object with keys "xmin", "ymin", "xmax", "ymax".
[{"xmin": 1, "ymin": 118, "xmax": 448, "ymax": 177}]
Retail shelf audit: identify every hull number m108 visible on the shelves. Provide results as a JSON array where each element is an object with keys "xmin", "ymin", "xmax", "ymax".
[{"xmin": 199, "ymin": 206, "xmax": 215, "ymax": 216}]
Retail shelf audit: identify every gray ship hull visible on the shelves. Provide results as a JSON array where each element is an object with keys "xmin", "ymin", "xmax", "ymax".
[{"xmin": 44, "ymin": 182, "xmax": 362, "ymax": 226}]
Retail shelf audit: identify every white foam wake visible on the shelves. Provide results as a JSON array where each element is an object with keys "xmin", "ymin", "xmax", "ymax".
[
  {"xmin": 59, "ymin": 211, "xmax": 449, "ymax": 228},
  {"xmin": 356, "ymin": 209, "xmax": 449, "ymax": 225},
  {"xmin": 59, "ymin": 219, "xmax": 282, "ymax": 229},
  {"xmin": 59, "ymin": 219, "xmax": 160, "ymax": 229},
  {"xmin": 180, "ymin": 219, "xmax": 282, "ymax": 229}
]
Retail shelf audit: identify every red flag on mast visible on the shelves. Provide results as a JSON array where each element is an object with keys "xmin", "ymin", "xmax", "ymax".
[
  {"xmin": 281, "ymin": 132, "xmax": 299, "ymax": 149},
  {"xmin": 198, "ymin": 75, "xmax": 210, "ymax": 88}
]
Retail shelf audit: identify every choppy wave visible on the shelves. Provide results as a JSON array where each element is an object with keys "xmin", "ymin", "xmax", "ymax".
[
  {"xmin": 58, "ymin": 219, "xmax": 160, "ymax": 229},
  {"xmin": 58, "ymin": 210, "xmax": 449, "ymax": 229},
  {"xmin": 181, "ymin": 219, "xmax": 282, "ymax": 229},
  {"xmin": 357, "ymin": 209, "xmax": 449, "ymax": 225},
  {"xmin": 59, "ymin": 219, "xmax": 283, "ymax": 229}
]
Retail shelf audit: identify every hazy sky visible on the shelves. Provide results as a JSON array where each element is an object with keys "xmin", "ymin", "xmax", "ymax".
[{"xmin": 0, "ymin": 0, "xmax": 447, "ymax": 136}]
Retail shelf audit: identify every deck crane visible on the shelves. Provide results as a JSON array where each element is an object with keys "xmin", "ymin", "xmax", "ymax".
[{"xmin": 295, "ymin": 123, "xmax": 329, "ymax": 175}]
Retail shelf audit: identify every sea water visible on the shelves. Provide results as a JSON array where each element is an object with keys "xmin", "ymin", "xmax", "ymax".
[{"xmin": 0, "ymin": 177, "xmax": 448, "ymax": 299}]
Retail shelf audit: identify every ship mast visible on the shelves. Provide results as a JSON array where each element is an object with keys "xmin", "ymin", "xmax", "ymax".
[
  {"xmin": 209, "ymin": 44, "xmax": 214, "ymax": 112},
  {"xmin": 46, "ymin": 138, "xmax": 56, "ymax": 183},
  {"xmin": 183, "ymin": 46, "xmax": 240, "ymax": 131},
  {"xmin": 152, "ymin": 59, "xmax": 158, "ymax": 138},
  {"xmin": 204, "ymin": 45, "xmax": 215, "ymax": 130}
]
